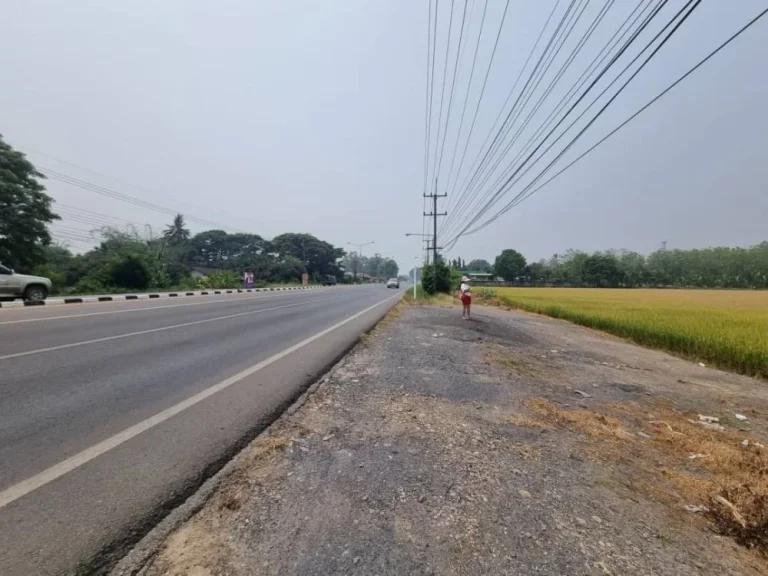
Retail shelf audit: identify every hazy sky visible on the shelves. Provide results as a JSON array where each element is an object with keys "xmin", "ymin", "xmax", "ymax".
[{"xmin": 2, "ymin": 1, "xmax": 766, "ymax": 271}]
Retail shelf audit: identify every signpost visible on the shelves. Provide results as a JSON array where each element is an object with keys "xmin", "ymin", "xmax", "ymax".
[{"xmin": 301, "ymin": 273, "xmax": 309, "ymax": 286}]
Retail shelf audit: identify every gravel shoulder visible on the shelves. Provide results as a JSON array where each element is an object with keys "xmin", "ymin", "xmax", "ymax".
[{"xmin": 134, "ymin": 302, "xmax": 768, "ymax": 576}]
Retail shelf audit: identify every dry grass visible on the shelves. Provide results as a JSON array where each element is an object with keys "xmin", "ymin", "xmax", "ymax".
[
  {"xmin": 646, "ymin": 413, "xmax": 768, "ymax": 551},
  {"xmin": 529, "ymin": 398, "xmax": 634, "ymax": 441},
  {"xmin": 526, "ymin": 397, "xmax": 768, "ymax": 555},
  {"xmin": 506, "ymin": 413, "xmax": 552, "ymax": 430}
]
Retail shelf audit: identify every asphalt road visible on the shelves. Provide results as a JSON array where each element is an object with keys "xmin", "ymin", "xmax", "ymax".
[{"xmin": 0, "ymin": 285, "xmax": 401, "ymax": 575}]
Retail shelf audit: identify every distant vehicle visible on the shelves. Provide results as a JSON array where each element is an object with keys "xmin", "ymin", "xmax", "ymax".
[
  {"xmin": 0, "ymin": 264, "xmax": 51, "ymax": 302},
  {"xmin": 387, "ymin": 278, "xmax": 399, "ymax": 289},
  {"xmin": 322, "ymin": 275, "xmax": 337, "ymax": 286}
]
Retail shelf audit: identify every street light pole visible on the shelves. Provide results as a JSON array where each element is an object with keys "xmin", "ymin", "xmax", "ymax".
[
  {"xmin": 413, "ymin": 256, "xmax": 420, "ymax": 299},
  {"xmin": 347, "ymin": 241, "xmax": 374, "ymax": 281}
]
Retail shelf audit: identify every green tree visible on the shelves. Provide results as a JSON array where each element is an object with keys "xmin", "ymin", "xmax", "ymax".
[
  {"xmin": 494, "ymin": 249, "xmax": 527, "ymax": 281},
  {"xmin": 271, "ymin": 233, "xmax": 344, "ymax": 280},
  {"xmin": 616, "ymin": 251, "xmax": 647, "ymax": 287},
  {"xmin": 467, "ymin": 259, "xmax": 492, "ymax": 273},
  {"xmin": 380, "ymin": 258, "xmax": 399, "ymax": 278},
  {"xmin": 526, "ymin": 261, "xmax": 549, "ymax": 284},
  {"xmin": 583, "ymin": 253, "xmax": 623, "ymax": 287},
  {"xmin": 163, "ymin": 213, "xmax": 190, "ymax": 246},
  {"xmin": 365, "ymin": 253, "xmax": 384, "ymax": 278},
  {"xmin": 275, "ymin": 255, "xmax": 305, "ymax": 282},
  {"xmin": 0, "ymin": 134, "xmax": 60, "ymax": 271}
]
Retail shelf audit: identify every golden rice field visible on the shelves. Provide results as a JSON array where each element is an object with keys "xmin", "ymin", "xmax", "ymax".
[{"xmin": 493, "ymin": 288, "xmax": 768, "ymax": 380}]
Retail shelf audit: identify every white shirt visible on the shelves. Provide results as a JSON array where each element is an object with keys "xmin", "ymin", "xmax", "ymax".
[{"xmin": 460, "ymin": 282, "xmax": 471, "ymax": 295}]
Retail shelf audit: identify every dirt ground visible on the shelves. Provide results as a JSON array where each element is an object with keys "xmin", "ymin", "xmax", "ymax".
[{"xmin": 136, "ymin": 302, "xmax": 768, "ymax": 576}]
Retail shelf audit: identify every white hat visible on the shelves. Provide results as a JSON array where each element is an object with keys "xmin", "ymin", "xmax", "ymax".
[{"xmin": 461, "ymin": 276, "xmax": 470, "ymax": 282}]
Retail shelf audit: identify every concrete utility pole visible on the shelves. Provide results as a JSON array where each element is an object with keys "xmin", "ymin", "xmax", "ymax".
[{"xmin": 423, "ymin": 182, "xmax": 447, "ymax": 266}]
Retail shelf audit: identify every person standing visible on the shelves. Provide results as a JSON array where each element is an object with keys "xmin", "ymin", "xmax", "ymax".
[{"xmin": 459, "ymin": 276, "xmax": 472, "ymax": 319}]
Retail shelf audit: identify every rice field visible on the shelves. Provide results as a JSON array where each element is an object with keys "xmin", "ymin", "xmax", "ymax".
[{"xmin": 493, "ymin": 288, "xmax": 768, "ymax": 379}]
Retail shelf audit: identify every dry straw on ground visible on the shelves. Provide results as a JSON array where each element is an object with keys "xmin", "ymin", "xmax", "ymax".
[{"xmin": 525, "ymin": 398, "xmax": 768, "ymax": 555}]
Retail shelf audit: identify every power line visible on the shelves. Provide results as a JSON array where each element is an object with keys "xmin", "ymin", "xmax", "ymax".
[
  {"xmin": 442, "ymin": 0, "xmax": 492, "ymax": 193},
  {"xmin": 434, "ymin": 0, "xmax": 470, "ymax": 188},
  {"xmin": 443, "ymin": 0, "xmax": 656, "ymax": 240},
  {"xmin": 459, "ymin": 4, "xmax": 768, "ymax": 235},
  {"xmin": 423, "ymin": 0, "xmax": 436, "ymax": 197},
  {"xmin": 25, "ymin": 148, "xmax": 243, "ymax": 232},
  {"xmin": 446, "ymin": 0, "xmax": 704, "ymax": 246},
  {"xmin": 446, "ymin": 0, "xmax": 552, "ymax": 208},
  {"xmin": 40, "ymin": 168, "xmax": 242, "ymax": 231},
  {"xmin": 430, "ymin": 0, "xmax": 456, "ymax": 188},
  {"xmin": 443, "ymin": 0, "xmax": 618, "ymax": 239},
  {"xmin": 444, "ymin": 0, "xmax": 574, "ymax": 231},
  {"xmin": 446, "ymin": 0, "xmax": 617, "ymax": 234},
  {"xmin": 444, "ymin": 0, "xmax": 686, "ymax": 244}
]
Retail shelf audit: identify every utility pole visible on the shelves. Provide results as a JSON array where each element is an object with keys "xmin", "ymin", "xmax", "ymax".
[
  {"xmin": 423, "ymin": 181, "xmax": 447, "ymax": 266},
  {"xmin": 422, "ymin": 181, "xmax": 447, "ymax": 294}
]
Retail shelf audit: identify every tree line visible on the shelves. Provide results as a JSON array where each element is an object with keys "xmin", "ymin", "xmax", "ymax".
[
  {"xmin": 342, "ymin": 252, "xmax": 399, "ymax": 280},
  {"xmin": 1, "ymin": 134, "xmax": 399, "ymax": 294},
  {"xmin": 454, "ymin": 246, "xmax": 768, "ymax": 289}
]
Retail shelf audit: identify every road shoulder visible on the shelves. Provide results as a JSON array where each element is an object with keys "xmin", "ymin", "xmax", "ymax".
[{"xmin": 128, "ymin": 303, "xmax": 768, "ymax": 575}]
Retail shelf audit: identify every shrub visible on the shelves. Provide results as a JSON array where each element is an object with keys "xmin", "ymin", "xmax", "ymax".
[
  {"xmin": 477, "ymin": 288, "xmax": 498, "ymax": 299},
  {"xmin": 421, "ymin": 262, "xmax": 451, "ymax": 295},
  {"xmin": 110, "ymin": 254, "xmax": 150, "ymax": 289},
  {"xmin": 196, "ymin": 270, "xmax": 240, "ymax": 289},
  {"xmin": 73, "ymin": 277, "xmax": 106, "ymax": 295}
]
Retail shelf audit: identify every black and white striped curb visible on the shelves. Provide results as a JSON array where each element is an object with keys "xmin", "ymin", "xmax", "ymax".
[{"xmin": 0, "ymin": 285, "xmax": 328, "ymax": 309}]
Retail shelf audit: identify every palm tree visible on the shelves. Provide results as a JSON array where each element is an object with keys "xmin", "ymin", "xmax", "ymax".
[{"xmin": 163, "ymin": 213, "xmax": 190, "ymax": 245}]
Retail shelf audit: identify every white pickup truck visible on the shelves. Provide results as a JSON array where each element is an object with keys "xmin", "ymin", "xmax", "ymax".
[{"xmin": 0, "ymin": 264, "xmax": 51, "ymax": 302}]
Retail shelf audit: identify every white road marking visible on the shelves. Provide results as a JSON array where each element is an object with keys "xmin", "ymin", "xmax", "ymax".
[
  {"xmin": 0, "ymin": 292, "xmax": 399, "ymax": 509},
  {"xmin": 0, "ymin": 289, "xmax": 317, "ymax": 326},
  {"xmin": 0, "ymin": 294, "xmax": 343, "ymax": 361}
]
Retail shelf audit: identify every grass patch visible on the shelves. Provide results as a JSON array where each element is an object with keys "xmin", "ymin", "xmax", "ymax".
[
  {"xmin": 487, "ymin": 288, "xmax": 768, "ymax": 379},
  {"xmin": 402, "ymin": 286, "xmax": 455, "ymax": 307}
]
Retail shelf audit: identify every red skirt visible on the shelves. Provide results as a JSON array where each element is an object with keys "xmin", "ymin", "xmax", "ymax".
[{"xmin": 461, "ymin": 294, "xmax": 471, "ymax": 305}]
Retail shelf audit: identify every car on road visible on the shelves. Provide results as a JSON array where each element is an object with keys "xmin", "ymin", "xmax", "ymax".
[
  {"xmin": 387, "ymin": 278, "xmax": 399, "ymax": 289},
  {"xmin": 0, "ymin": 264, "xmax": 52, "ymax": 302},
  {"xmin": 322, "ymin": 275, "xmax": 337, "ymax": 286}
]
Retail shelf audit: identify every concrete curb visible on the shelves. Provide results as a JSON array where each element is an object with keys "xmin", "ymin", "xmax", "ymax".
[
  {"xmin": 0, "ymin": 285, "xmax": 327, "ymax": 309},
  {"xmin": 110, "ymin": 296, "xmax": 400, "ymax": 576}
]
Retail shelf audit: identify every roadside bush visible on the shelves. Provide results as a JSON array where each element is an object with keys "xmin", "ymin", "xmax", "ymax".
[
  {"xmin": 421, "ymin": 262, "xmax": 451, "ymax": 295},
  {"xmin": 196, "ymin": 270, "xmax": 241, "ymax": 289},
  {"xmin": 110, "ymin": 254, "xmax": 150, "ymax": 289},
  {"xmin": 477, "ymin": 288, "xmax": 497, "ymax": 299},
  {"xmin": 32, "ymin": 263, "xmax": 66, "ymax": 295},
  {"xmin": 176, "ymin": 276, "xmax": 199, "ymax": 291},
  {"xmin": 73, "ymin": 276, "xmax": 107, "ymax": 295}
]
